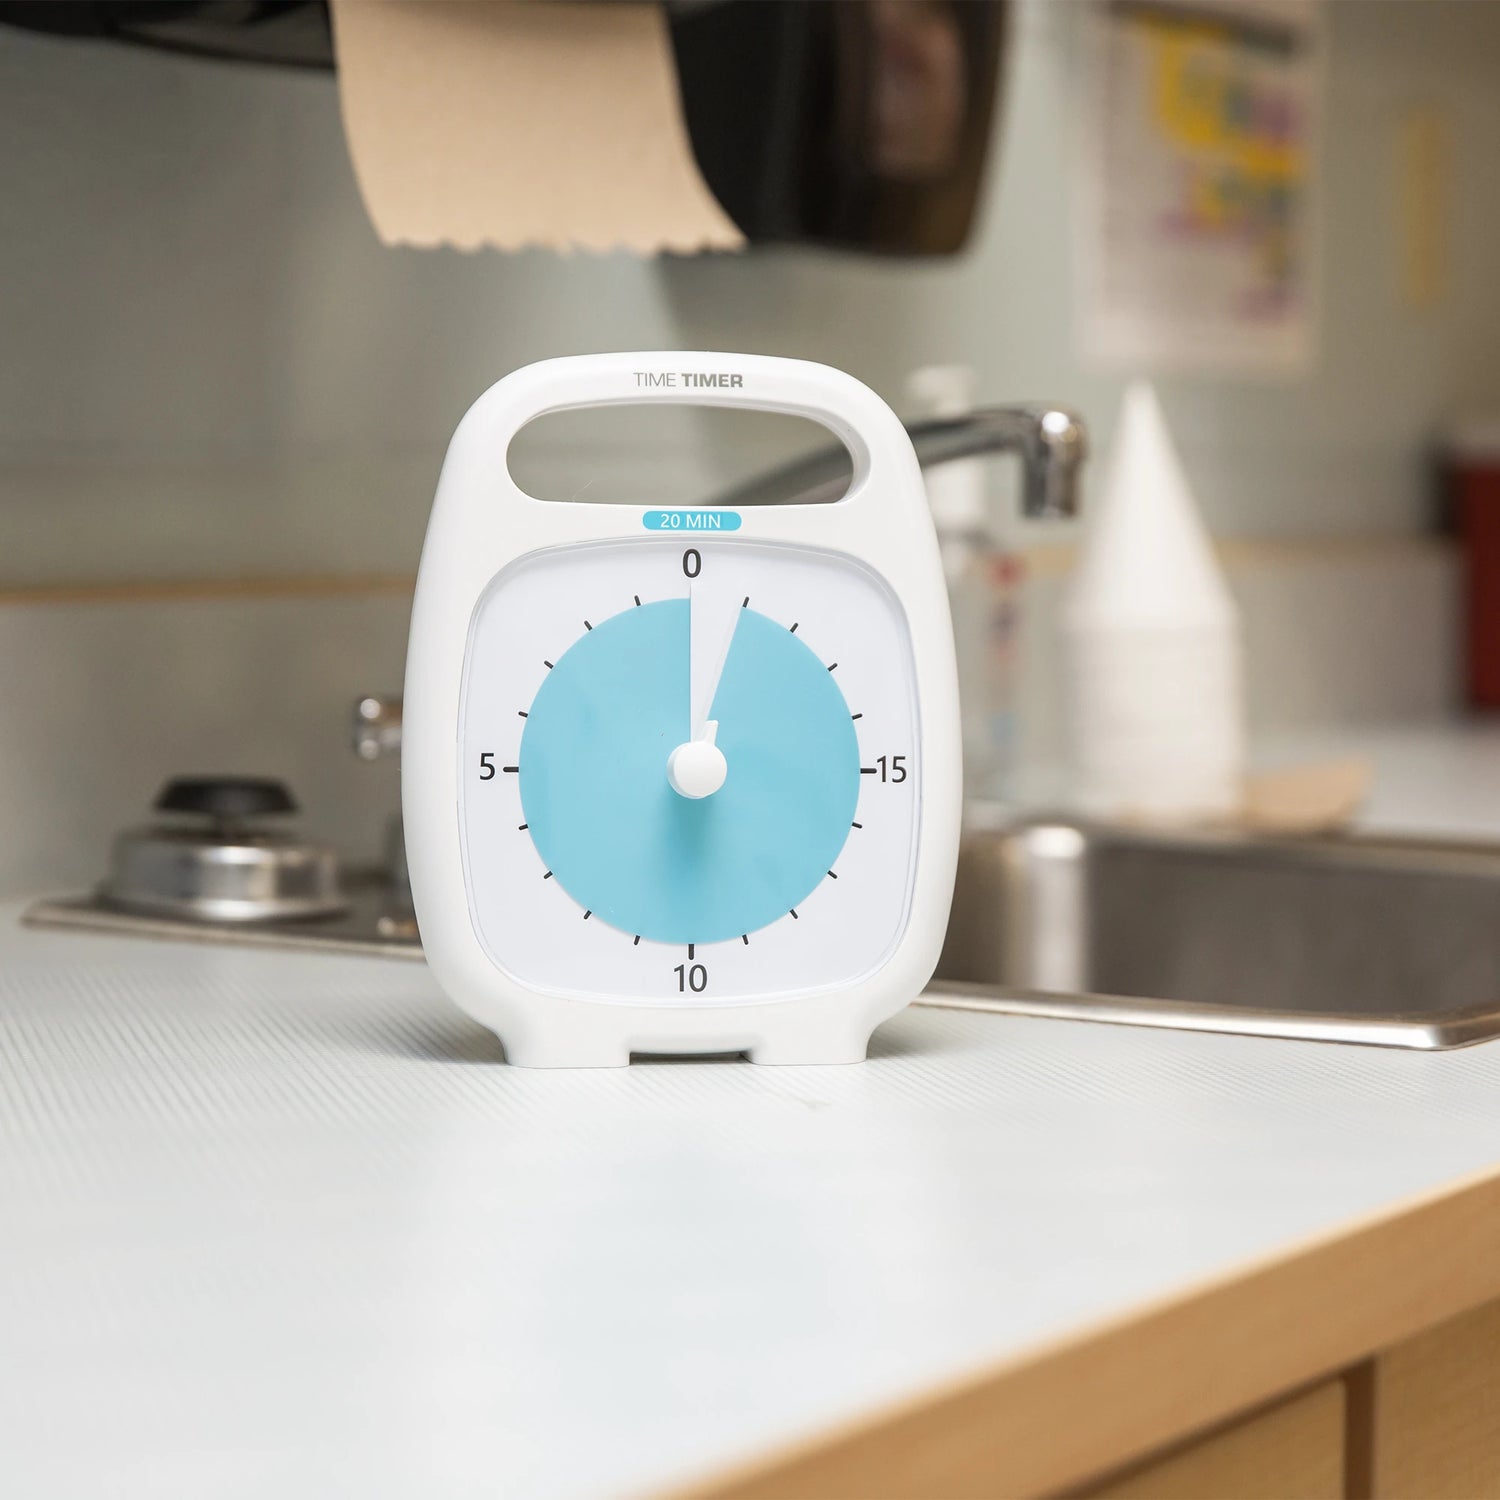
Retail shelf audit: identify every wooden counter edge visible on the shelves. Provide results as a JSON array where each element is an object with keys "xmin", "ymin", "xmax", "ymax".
[{"xmin": 663, "ymin": 1159, "xmax": 1500, "ymax": 1500}]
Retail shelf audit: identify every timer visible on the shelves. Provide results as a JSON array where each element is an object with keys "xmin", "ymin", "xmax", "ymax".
[{"xmin": 403, "ymin": 353, "xmax": 960, "ymax": 1066}]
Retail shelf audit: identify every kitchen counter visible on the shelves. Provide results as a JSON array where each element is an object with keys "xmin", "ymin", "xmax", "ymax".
[
  {"xmin": 1270, "ymin": 722, "xmax": 1500, "ymax": 841},
  {"xmin": 4, "ymin": 889, "xmax": 1500, "ymax": 1499},
  {"xmin": 1012, "ymin": 721, "xmax": 1500, "ymax": 842}
]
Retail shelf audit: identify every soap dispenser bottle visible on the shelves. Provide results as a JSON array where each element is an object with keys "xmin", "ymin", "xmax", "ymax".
[
  {"xmin": 907, "ymin": 365, "xmax": 1022, "ymax": 803},
  {"xmin": 1063, "ymin": 381, "xmax": 1243, "ymax": 821}
]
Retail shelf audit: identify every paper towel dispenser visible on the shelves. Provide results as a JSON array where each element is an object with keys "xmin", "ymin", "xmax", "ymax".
[
  {"xmin": 0, "ymin": 0, "xmax": 336, "ymax": 68},
  {"xmin": 671, "ymin": 0, "xmax": 1007, "ymax": 255},
  {"xmin": 3, "ymin": 0, "xmax": 1007, "ymax": 255}
]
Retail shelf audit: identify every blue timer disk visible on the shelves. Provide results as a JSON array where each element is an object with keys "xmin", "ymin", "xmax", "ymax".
[{"xmin": 518, "ymin": 600, "xmax": 861, "ymax": 944}]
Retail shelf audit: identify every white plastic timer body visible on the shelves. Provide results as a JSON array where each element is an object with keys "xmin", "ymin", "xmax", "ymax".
[{"xmin": 403, "ymin": 353, "xmax": 962, "ymax": 1067}]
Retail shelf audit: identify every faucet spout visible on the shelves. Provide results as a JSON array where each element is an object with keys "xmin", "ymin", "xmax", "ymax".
[{"xmin": 711, "ymin": 404, "xmax": 1088, "ymax": 519}]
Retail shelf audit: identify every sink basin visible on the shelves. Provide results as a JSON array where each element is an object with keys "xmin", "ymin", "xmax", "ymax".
[{"xmin": 923, "ymin": 816, "xmax": 1500, "ymax": 1049}]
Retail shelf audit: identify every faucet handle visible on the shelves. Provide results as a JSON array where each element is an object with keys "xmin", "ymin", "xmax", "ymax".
[
  {"xmin": 352, "ymin": 696, "xmax": 403, "ymax": 761},
  {"xmin": 1027, "ymin": 407, "xmax": 1088, "ymax": 519}
]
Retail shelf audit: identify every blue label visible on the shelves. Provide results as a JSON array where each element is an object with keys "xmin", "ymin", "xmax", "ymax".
[{"xmin": 642, "ymin": 510, "xmax": 742, "ymax": 533}]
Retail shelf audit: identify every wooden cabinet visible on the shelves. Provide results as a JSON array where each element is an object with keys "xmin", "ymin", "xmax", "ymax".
[
  {"xmin": 1371, "ymin": 1298, "xmax": 1500, "ymax": 1499},
  {"xmin": 1075, "ymin": 1298, "xmax": 1500, "ymax": 1500},
  {"xmin": 685, "ymin": 1294, "xmax": 1500, "ymax": 1500},
  {"xmin": 1075, "ymin": 1383, "xmax": 1344, "ymax": 1500}
]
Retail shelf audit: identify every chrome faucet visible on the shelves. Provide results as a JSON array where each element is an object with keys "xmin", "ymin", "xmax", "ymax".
[{"xmin": 712, "ymin": 404, "xmax": 1088, "ymax": 518}]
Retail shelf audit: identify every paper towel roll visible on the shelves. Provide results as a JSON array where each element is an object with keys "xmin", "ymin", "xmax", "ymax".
[{"xmin": 330, "ymin": 0, "xmax": 745, "ymax": 254}]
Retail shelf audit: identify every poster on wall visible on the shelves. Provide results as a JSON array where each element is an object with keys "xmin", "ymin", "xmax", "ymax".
[{"xmin": 1075, "ymin": 0, "xmax": 1323, "ymax": 376}]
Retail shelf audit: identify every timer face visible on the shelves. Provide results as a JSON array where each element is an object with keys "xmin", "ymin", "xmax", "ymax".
[{"xmin": 458, "ymin": 537, "xmax": 921, "ymax": 1004}]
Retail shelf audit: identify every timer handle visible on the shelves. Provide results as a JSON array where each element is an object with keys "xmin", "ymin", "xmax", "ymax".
[{"xmin": 471, "ymin": 352, "xmax": 923, "ymax": 525}]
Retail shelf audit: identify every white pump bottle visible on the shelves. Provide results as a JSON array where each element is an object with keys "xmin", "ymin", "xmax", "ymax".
[{"xmin": 907, "ymin": 365, "xmax": 1021, "ymax": 802}]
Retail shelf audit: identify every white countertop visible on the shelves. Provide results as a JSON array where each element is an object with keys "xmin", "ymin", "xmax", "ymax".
[{"xmin": 4, "ymin": 843, "xmax": 1500, "ymax": 1499}]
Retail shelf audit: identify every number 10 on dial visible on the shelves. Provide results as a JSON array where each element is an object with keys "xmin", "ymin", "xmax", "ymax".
[{"xmin": 404, "ymin": 354, "xmax": 961, "ymax": 1067}]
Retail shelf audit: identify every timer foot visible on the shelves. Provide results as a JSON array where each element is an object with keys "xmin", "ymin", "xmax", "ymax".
[
  {"xmin": 501, "ymin": 1035, "xmax": 632, "ymax": 1069},
  {"xmin": 749, "ymin": 1027, "xmax": 872, "ymax": 1066}
]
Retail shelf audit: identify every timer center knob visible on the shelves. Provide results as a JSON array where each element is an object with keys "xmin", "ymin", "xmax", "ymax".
[{"xmin": 667, "ymin": 738, "xmax": 728, "ymax": 799}]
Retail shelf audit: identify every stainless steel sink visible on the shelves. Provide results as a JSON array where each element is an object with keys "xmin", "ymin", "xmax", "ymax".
[{"xmin": 922, "ymin": 816, "xmax": 1500, "ymax": 1049}]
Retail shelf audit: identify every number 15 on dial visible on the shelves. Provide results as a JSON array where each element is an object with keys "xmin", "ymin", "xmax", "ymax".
[{"xmin": 404, "ymin": 354, "xmax": 961, "ymax": 1067}]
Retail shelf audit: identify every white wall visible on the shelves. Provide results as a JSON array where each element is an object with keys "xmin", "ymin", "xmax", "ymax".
[{"xmin": 3, "ymin": 1, "xmax": 1500, "ymax": 587}]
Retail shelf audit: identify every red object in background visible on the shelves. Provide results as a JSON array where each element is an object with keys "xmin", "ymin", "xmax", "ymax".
[{"xmin": 1453, "ymin": 439, "xmax": 1500, "ymax": 707}]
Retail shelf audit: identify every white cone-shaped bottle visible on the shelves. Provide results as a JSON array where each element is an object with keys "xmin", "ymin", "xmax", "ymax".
[{"xmin": 1063, "ymin": 382, "xmax": 1243, "ymax": 820}]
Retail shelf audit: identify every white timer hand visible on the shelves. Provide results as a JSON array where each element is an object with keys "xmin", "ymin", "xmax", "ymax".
[
  {"xmin": 688, "ymin": 580, "xmax": 742, "ymax": 743},
  {"xmin": 669, "ymin": 581, "xmax": 738, "ymax": 799}
]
